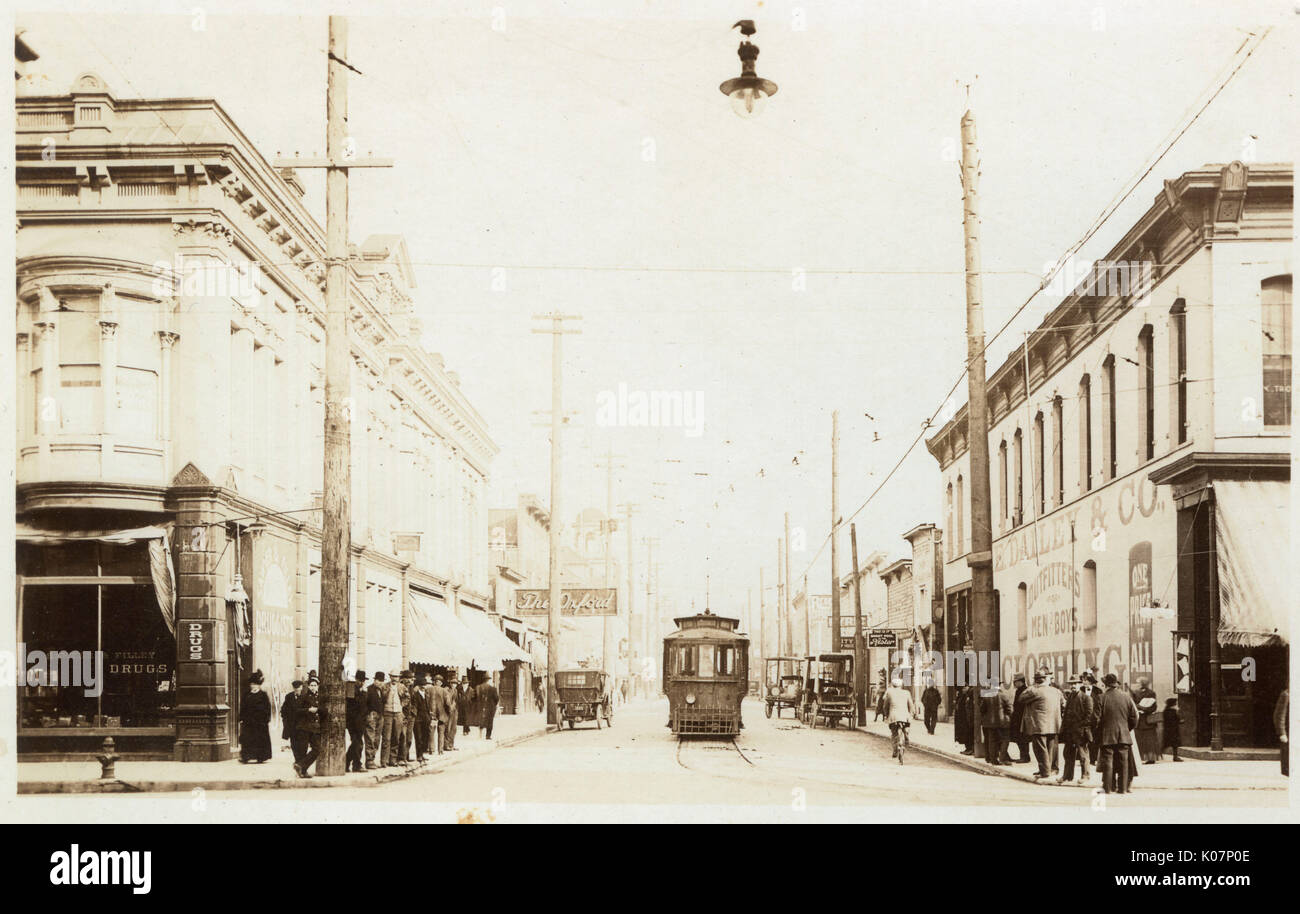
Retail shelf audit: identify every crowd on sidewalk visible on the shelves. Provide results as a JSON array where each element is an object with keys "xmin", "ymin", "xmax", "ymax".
[
  {"xmin": 236, "ymin": 668, "xmax": 501, "ymax": 778},
  {"xmin": 907, "ymin": 666, "xmax": 1288, "ymax": 793}
]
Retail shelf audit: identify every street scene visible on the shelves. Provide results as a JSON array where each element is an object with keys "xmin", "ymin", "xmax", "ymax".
[{"xmin": 5, "ymin": 0, "xmax": 1297, "ymax": 834}]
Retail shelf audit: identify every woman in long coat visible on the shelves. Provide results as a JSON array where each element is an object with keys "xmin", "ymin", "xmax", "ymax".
[
  {"xmin": 239, "ymin": 670, "xmax": 273, "ymax": 763},
  {"xmin": 1132, "ymin": 679, "xmax": 1159, "ymax": 763},
  {"xmin": 954, "ymin": 686, "xmax": 975, "ymax": 754}
]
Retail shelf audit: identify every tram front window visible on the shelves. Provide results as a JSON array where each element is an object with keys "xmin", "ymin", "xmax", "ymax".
[
  {"xmin": 715, "ymin": 646, "xmax": 735, "ymax": 676},
  {"xmin": 675, "ymin": 646, "xmax": 698, "ymax": 676}
]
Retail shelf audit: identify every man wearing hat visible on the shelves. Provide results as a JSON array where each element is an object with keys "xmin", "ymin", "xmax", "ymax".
[
  {"xmin": 294, "ymin": 675, "xmax": 323, "ymax": 778},
  {"xmin": 1009, "ymin": 673, "xmax": 1030, "ymax": 763},
  {"xmin": 430, "ymin": 675, "xmax": 451, "ymax": 754},
  {"xmin": 1059, "ymin": 675, "xmax": 1094, "ymax": 783},
  {"xmin": 1097, "ymin": 673, "xmax": 1139, "ymax": 793},
  {"xmin": 445, "ymin": 676, "xmax": 461, "ymax": 751},
  {"xmin": 281, "ymin": 679, "xmax": 305, "ymax": 767},
  {"xmin": 1020, "ymin": 671, "xmax": 1063, "ymax": 779},
  {"xmin": 345, "ymin": 670, "xmax": 368, "ymax": 773},
  {"xmin": 396, "ymin": 671, "xmax": 415, "ymax": 763},
  {"xmin": 411, "ymin": 673, "xmax": 433, "ymax": 761},
  {"xmin": 382, "ymin": 670, "xmax": 404, "ymax": 766},
  {"xmin": 364, "ymin": 671, "xmax": 388, "ymax": 769}
]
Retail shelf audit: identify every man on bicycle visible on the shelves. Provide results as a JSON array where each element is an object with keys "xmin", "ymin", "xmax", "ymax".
[{"xmin": 882, "ymin": 676, "xmax": 916, "ymax": 759}]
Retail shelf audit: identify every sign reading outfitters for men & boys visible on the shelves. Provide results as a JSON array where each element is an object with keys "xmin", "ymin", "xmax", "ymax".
[{"xmin": 514, "ymin": 589, "xmax": 618, "ymax": 616}]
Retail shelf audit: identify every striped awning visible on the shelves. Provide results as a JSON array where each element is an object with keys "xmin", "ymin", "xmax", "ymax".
[
  {"xmin": 1215, "ymin": 480, "xmax": 1290, "ymax": 647},
  {"xmin": 459, "ymin": 608, "xmax": 534, "ymax": 668}
]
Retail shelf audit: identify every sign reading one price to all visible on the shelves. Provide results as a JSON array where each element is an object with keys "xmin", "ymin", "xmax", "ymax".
[{"xmin": 514, "ymin": 589, "xmax": 618, "ymax": 617}]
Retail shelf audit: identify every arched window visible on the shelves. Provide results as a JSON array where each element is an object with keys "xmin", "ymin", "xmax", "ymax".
[
  {"xmin": 1262, "ymin": 276, "xmax": 1292, "ymax": 426},
  {"xmin": 1052, "ymin": 396, "xmax": 1064, "ymax": 507},
  {"xmin": 1170, "ymin": 299, "xmax": 1188, "ymax": 444},
  {"xmin": 1012, "ymin": 428, "xmax": 1024, "ymax": 526},
  {"xmin": 1079, "ymin": 374, "xmax": 1092, "ymax": 492},
  {"xmin": 946, "ymin": 482, "xmax": 954, "ymax": 562},
  {"xmin": 956, "ymin": 474, "xmax": 965, "ymax": 556},
  {"xmin": 998, "ymin": 440, "xmax": 1009, "ymax": 528},
  {"xmin": 1081, "ymin": 560, "xmax": 1098, "ymax": 631},
  {"xmin": 1033, "ymin": 411, "xmax": 1045, "ymax": 516},
  {"xmin": 1017, "ymin": 582, "xmax": 1028, "ymax": 642},
  {"xmin": 1138, "ymin": 325, "xmax": 1155, "ymax": 460}
]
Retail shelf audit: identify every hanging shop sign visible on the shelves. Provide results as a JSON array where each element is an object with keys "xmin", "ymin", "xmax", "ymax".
[{"xmin": 514, "ymin": 589, "xmax": 618, "ymax": 617}]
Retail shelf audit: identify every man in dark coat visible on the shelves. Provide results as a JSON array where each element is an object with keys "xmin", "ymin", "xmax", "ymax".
[
  {"xmin": 920, "ymin": 678, "xmax": 942, "ymax": 735},
  {"xmin": 364, "ymin": 671, "xmax": 387, "ymax": 769},
  {"xmin": 457, "ymin": 678, "xmax": 474, "ymax": 737},
  {"xmin": 477, "ymin": 678, "xmax": 501, "ymax": 739},
  {"xmin": 398, "ymin": 671, "xmax": 415, "ymax": 762},
  {"xmin": 345, "ymin": 670, "xmax": 367, "ymax": 772},
  {"xmin": 411, "ymin": 674, "xmax": 433, "ymax": 761},
  {"xmin": 239, "ymin": 670, "xmax": 273, "ymax": 763},
  {"xmin": 1097, "ymin": 673, "xmax": 1139, "ymax": 793},
  {"xmin": 1059, "ymin": 676, "xmax": 1094, "ymax": 783},
  {"xmin": 1009, "ymin": 673, "xmax": 1030, "ymax": 762},
  {"xmin": 1087, "ymin": 670, "xmax": 1105, "ymax": 766},
  {"xmin": 429, "ymin": 675, "xmax": 452, "ymax": 754},
  {"xmin": 444, "ymin": 677, "xmax": 460, "ymax": 750},
  {"xmin": 281, "ymin": 679, "xmax": 305, "ymax": 765},
  {"xmin": 294, "ymin": 676, "xmax": 324, "ymax": 778},
  {"xmin": 979, "ymin": 683, "xmax": 1013, "ymax": 765},
  {"xmin": 954, "ymin": 686, "xmax": 975, "ymax": 755},
  {"xmin": 1020, "ymin": 672, "xmax": 1063, "ymax": 779}
]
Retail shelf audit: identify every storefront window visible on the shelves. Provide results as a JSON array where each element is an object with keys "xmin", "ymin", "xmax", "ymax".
[
  {"xmin": 18, "ymin": 541, "xmax": 175, "ymax": 730},
  {"xmin": 1262, "ymin": 276, "xmax": 1291, "ymax": 426}
]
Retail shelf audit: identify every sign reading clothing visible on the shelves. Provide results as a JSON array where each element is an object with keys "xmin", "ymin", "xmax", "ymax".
[{"xmin": 514, "ymin": 589, "xmax": 618, "ymax": 616}]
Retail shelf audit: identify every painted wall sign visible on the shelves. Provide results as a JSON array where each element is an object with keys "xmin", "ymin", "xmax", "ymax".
[{"xmin": 1128, "ymin": 541, "xmax": 1154, "ymax": 684}]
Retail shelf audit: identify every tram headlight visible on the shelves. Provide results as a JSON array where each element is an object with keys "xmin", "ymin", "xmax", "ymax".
[{"xmin": 686, "ymin": 693, "xmax": 696, "ymax": 705}]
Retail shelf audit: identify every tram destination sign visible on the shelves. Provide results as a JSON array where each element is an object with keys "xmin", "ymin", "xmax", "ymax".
[{"xmin": 514, "ymin": 588, "xmax": 618, "ymax": 617}]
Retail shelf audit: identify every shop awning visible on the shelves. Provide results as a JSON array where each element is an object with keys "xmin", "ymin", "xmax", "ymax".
[
  {"xmin": 459, "ymin": 608, "xmax": 534, "ymax": 668},
  {"xmin": 1215, "ymin": 480, "xmax": 1290, "ymax": 647},
  {"xmin": 15, "ymin": 522, "xmax": 176, "ymax": 636},
  {"xmin": 407, "ymin": 591, "xmax": 480, "ymax": 669}
]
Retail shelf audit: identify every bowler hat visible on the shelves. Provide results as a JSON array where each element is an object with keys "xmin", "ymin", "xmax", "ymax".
[
  {"xmin": 1103, "ymin": 673, "xmax": 1119, "ymax": 687},
  {"xmin": 1032, "ymin": 672, "xmax": 1045, "ymax": 683},
  {"xmin": 355, "ymin": 670, "xmax": 367, "ymax": 681},
  {"xmin": 375, "ymin": 672, "xmax": 386, "ymax": 682}
]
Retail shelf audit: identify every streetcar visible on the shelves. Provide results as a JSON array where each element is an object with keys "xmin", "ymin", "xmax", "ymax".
[{"xmin": 662, "ymin": 610, "xmax": 750, "ymax": 737}]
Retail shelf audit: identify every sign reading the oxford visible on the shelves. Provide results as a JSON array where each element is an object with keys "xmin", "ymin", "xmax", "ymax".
[{"xmin": 515, "ymin": 589, "xmax": 618, "ymax": 617}]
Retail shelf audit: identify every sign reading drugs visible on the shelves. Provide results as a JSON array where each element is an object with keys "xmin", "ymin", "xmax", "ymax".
[{"xmin": 514, "ymin": 589, "xmax": 618, "ymax": 616}]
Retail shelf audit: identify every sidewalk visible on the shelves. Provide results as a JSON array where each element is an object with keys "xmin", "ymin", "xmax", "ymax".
[
  {"xmin": 858, "ymin": 718, "xmax": 1289, "ymax": 792},
  {"xmin": 17, "ymin": 712, "xmax": 550, "ymax": 794}
]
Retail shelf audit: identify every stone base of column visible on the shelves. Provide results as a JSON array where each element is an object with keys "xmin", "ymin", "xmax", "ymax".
[{"xmin": 172, "ymin": 705, "xmax": 232, "ymax": 762}]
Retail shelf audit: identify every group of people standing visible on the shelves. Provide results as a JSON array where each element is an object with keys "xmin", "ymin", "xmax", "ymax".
[
  {"xmin": 238, "ymin": 668, "xmax": 499, "ymax": 778},
  {"xmin": 942, "ymin": 668, "xmax": 1181, "ymax": 794}
]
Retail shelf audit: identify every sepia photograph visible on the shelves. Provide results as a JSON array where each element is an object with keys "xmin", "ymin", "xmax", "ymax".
[{"xmin": 1, "ymin": 0, "xmax": 1297, "ymax": 879}]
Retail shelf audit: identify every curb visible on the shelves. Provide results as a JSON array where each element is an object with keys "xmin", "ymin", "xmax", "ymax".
[
  {"xmin": 854, "ymin": 726, "xmax": 1287, "ymax": 791},
  {"xmin": 17, "ymin": 725, "xmax": 551, "ymax": 795}
]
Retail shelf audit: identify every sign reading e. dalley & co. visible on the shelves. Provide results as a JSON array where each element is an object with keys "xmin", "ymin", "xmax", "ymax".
[{"xmin": 514, "ymin": 589, "xmax": 618, "ymax": 616}]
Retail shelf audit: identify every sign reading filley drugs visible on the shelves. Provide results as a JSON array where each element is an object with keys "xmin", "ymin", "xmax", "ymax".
[{"xmin": 514, "ymin": 589, "xmax": 618, "ymax": 616}]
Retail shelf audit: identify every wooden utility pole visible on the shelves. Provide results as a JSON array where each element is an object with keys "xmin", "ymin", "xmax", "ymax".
[
  {"xmin": 275, "ymin": 17, "xmax": 392, "ymax": 776},
  {"xmin": 642, "ymin": 534, "xmax": 660, "ymax": 691},
  {"xmin": 961, "ymin": 109, "xmax": 997, "ymax": 755},
  {"xmin": 617, "ymin": 502, "xmax": 638, "ymax": 682},
  {"xmin": 759, "ymin": 565, "xmax": 766, "ymax": 672},
  {"xmin": 783, "ymin": 513, "xmax": 794, "ymax": 663},
  {"xmin": 829, "ymin": 410, "xmax": 842, "ymax": 668},
  {"xmin": 532, "ymin": 313, "xmax": 581, "ymax": 725},
  {"xmin": 802, "ymin": 572, "xmax": 810, "ymax": 657},
  {"xmin": 851, "ymin": 523, "xmax": 866, "ymax": 725},
  {"xmin": 776, "ymin": 538, "xmax": 784, "ymax": 670}
]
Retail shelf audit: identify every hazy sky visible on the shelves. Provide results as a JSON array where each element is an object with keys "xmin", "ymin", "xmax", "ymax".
[{"xmin": 19, "ymin": 0, "xmax": 1296, "ymax": 618}]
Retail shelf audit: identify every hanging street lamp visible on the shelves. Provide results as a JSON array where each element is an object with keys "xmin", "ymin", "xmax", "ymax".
[{"xmin": 719, "ymin": 20, "xmax": 779, "ymax": 119}]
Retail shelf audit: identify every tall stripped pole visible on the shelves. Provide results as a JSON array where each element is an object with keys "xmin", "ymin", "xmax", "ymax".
[
  {"xmin": 532, "ymin": 313, "xmax": 581, "ymax": 725},
  {"xmin": 829, "ymin": 410, "xmax": 842, "ymax": 669},
  {"xmin": 851, "ymin": 523, "xmax": 866, "ymax": 725},
  {"xmin": 961, "ymin": 109, "xmax": 997, "ymax": 756},
  {"xmin": 276, "ymin": 17, "xmax": 392, "ymax": 775}
]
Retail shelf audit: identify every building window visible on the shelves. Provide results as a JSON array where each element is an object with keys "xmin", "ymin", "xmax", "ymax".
[
  {"xmin": 946, "ymin": 482, "xmax": 954, "ymax": 561},
  {"xmin": 1012, "ymin": 429, "xmax": 1023, "ymax": 526},
  {"xmin": 956, "ymin": 475, "xmax": 964, "ymax": 556},
  {"xmin": 1170, "ymin": 300, "xmax": 1188, "ymax": 444},
  {"xmin": 1016, "ymin": 582, "xmax": 1027, "ymax": 642},
  {"xmin": 1052, "ymin": 396, "xmax": 1064, "ymax": 507},
  {"xmin": 998, "ymin": 441, "xmax": 1008, "ymax": 527},
  {"xmin": 59, "ymin": 307, "xmax": 101, "ymax": 434},
  {"xmin": 1081, "ymin": 560, "xmax": 1098, "ymax": 631},
  {"xmin": 1262, "ymin": 275, "xmax": 1292, "ymax": 426},
  {"xmin": 1102, "ymin": 355, "xmax": 1117, "ymax": 481},
  {"xmin": 1033, "ymin": 411, "xmax": 1045, "ymax": 516},
  {"xmin": 1079, "ymin": 374, "xmax": 1092, "ymax": 492},
  {"xmin": 1138, "ymin": 325, "xmax": 1155, "ymax": 460}
]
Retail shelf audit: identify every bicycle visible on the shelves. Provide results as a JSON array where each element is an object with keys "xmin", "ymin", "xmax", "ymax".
[{"xmin": 890, "ymin": 720, "xmax": 910, "ymax": 765}]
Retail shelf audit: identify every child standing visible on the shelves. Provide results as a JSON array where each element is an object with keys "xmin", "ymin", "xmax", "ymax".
[{"xmin": 1162, "ymin": 696, "xmax": 1183, "ymax": 762}]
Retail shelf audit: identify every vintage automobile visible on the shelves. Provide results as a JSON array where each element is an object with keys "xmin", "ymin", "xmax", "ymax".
[
  {"xmin": 802, "ymin": 652, "xmax": 857, "ymax": 729},
  {"xmin": 763, "ymin": 656, "xmax": 806, "ymax": 719},
  {"xmin": 553, "ymin": 668, "xmax": 613, "ymax": 730},
  {"xmin": 663, "ymin": 610, "xmax": 749, "ymax": 737}
]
